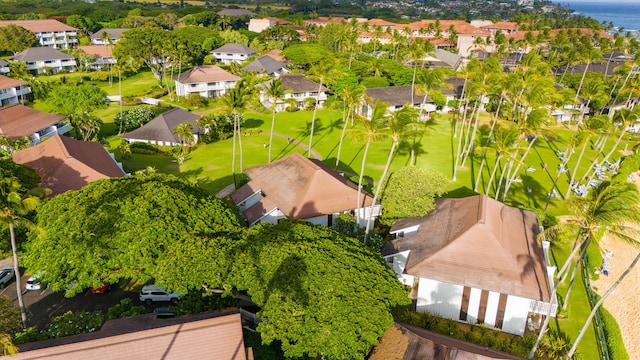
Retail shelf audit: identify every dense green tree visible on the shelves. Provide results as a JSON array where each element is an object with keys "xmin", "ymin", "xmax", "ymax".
[
  {"xmin": 381, "ymin": 166, "xmax": 448, "ymax": 221},
  {"xmin": 66, "ymin": 15, "xmax": 100, "ymax": 35},
  {"xmin": 227, "ymin": 221, "xmax": 410, "ymax": 359},
  {"xmin": 173, "ymin": 123, "xmax": 195, "ymax": 155},
  {"xmin": 71, "ymin": 112, "xmax": 103, "ymax": 141},
  {"xmin": 0, "ymin": 295, "xmax": 23, "ymax": 337},
  {"xmin": 281, "ymin": 43, "xmax": 332, "ymax": 70},
  {"xmin": 114, "ymin": 106, "xmax": 156, "ymax": 133},
  {"xmin": 46, "ymin": 84, "xmax": 107, "ymax": 119},
  {"xmin": 23, "ymin": 174, "xmax": 243, "ymax": 295},
  {"xmin": 0, "ymin": 25, "xmax": 38, "ymax": 54}
]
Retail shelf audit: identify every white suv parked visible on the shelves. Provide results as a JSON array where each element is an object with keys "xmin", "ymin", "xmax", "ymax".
[{"xmin": 139, "ymin": 285, "xmax": 181, "ymax": 305}]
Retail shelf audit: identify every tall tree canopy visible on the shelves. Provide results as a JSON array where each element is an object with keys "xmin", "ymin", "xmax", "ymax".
[
  {"xmin": 45, "ymin": 84, "xmax": 107, "ymax": 118},
  {"xmin": 23, "ymin": 174, "xmax": 244, "ymax": 294},
  {"xmin": 381, "ymin": 166, "xmax": 449, "ymax": 221},
  {"xmin": 229, "ymin": 221, "xmax": 410, "ymax": 359},
  {"xmin": 0, "ymin": 25, "xmax": 38, "ymax": 54}
]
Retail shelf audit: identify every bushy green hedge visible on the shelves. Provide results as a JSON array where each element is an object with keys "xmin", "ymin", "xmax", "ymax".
[
  {"xmin": 392, "ymin": 305, "xmax": 536, "ymax": 358},
  {"xmin": 174, "ymin": 290, "xmax": 238, "ymax": 315},
  {"xmin": 107, "ymin": 298, "xmax": 146, "ymax": 321},
  {"xmin": 600, "ymin": 306, "xmax": 630, "ymax": 360},
  {"xmin": 14, "ymin": 311, "xmax": 105, "ymax": 344}
]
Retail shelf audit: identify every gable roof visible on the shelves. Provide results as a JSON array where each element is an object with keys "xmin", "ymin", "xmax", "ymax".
[
  {"xmin": 280, "ymin": 74, "xmax": 328, "ymax": 93},
  {"xmin": 14, "ymin": 312, "xmax": 248, "ymax": 359},
  {"xmin": 77, "ymin": 45, "xmax": 113, "ymax": 57},
  {"xmin": 10, "ymin": 47, "xmax": 74, "ymax": 62},
  {"xmin": 0, "ymin": 19, "xmax": 78, "ymax": 33},
  {"xmin": 217, "ymin": 8, "xmax": 256, "ymax": 17},
  {"xmin": 0, "ymin": 59, "xmax": 8, "ymax": 67},
  {"xmin": 231, "ymin": 152, "xmax": 375, "ymax": 224},
  {"xmin": 0, "ymin": 74, "xmax": 21, "ymax": 90},
  {"xmin": 212, "ymin": 43, "xmax": 256, "ymax": 55},
  {"xmin": 0, "ymin": 104, "xmax": 65, "ymax": 139},
  {"xmin": 365, "ymin": 85, "xmax": 429, "ymax": 106},
  {"xmin": 242, "ymin": 55, "xmax": 287, "ymax": 74},
  {"xmin": 122, "ymin": 108, "xmax": 200, "ymax": 143},
  {"xmin": 480, "ymin": 21, "xmax": 519, "ymax": 31},
  {"xmin": 382, "ymin": 195, "xmax": 550, "ymax": 302},
  {"xmin": 90, "ymin": 28, "xmax": 129, "ymax": 40},
  {"xmin": 173, "ymin": 65, "xmax": 240, "ymax": 84},
  {"xmin": 12, "ymin": 134, "xmax": 125, "ymax": 195}
]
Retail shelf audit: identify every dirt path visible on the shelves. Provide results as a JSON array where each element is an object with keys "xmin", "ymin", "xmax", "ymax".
[{"xmin": 589, "ymin": 172, "xmax": 640, "ymax": 359}]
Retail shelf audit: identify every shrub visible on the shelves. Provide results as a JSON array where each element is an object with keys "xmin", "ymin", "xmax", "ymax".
[
  {"xmin": 44, "ymin": 311, "xmax": 104, "ymax": 339},
  {"xmin": 130, "ymin": 142, "xmax": 157, "ymax": 155},
  {"xmin": 13, "ymin": 327, "xmax": 48, "ymax": 345},
  {"xmin": 89, "ymin": 71, "xmax": 109, "ymax": 82},
  {"xmin": 600, "ymin": 306, "xmax": 630, "ymax": 360},
  {"xmin": 174, "ymin": 290, "xmax": 238, "ymax": 315},
  {"xmin": 107, "ymin": 298, "xmax": 146, "ymax": 320},
  {"xmin": 241, "ymin": 128, "xmax": 262, "ymax": 136},
  {"xmin": 303, "ymin": 97, "xmax": 316, "ymax": 110},
  {"xmin": 115, "ymin": 106, "xmax": 156, "ymax": 132},
  {"xmin": 182, "ymin": 93, "xmax": 206, "ymax": 108}
]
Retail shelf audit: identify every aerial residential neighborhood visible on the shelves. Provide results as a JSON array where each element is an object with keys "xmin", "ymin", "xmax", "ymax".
[{"xmin": 0, "ymin": 0, "xmax": 639, "ymax": 359}]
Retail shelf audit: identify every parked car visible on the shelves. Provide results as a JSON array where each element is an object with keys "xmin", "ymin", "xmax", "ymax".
[
  {"xmin": 154, "ymin": 307, "xmax": 176, "ymax": 319},
  {"xmin": 25, "ymin": 276, "xmax": 41, "ymax": 291},
  {"xmin": 139, "ymin": 285, "xmax": 181, "ymax": 305},
  {"xmin": 89, "ymin": 282, "xmax": 111, "ymax": 294},
  {"xmin": 0, "ymin": 268, "xmax": 15, "ymax": 288}
]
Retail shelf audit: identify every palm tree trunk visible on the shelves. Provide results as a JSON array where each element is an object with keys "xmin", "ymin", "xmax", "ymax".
[
  {"xmin": 566, "ymin": 140, "xmax": 589, "ymax": 199},
  {"xmin": 365, "ymin": 139, "xmax": 397, "ymax": 241},
  {"xmin": 238, "ymin": 115, "xmax": 244, "ymax": 173},
  {"xmin": 495, "ymin": 158, "xmax": 512, "ymax": 200},
  {"xmin": 558, "ymin": 234, "xmax": 589, "ymax": 282},
  {"xmin": 503, "ymin": 136, "xmax": 536, "ymax": 201},
  {"xmin": 528, "ymin": 279, "xmax": 558, "ymax": 359},
  {"xmin": 9, "ymin": 224, "xmax": 26, "ymax": 328},
  {"xmin": 474, "ymin": 100, "xmax": 502, "ymax": 192},
  {"xmin": 567, "ymin": 252, "xmax": 640, "ymax": 358},
  {"xmin": 269, "ymin": 107, "xmax": 276, "ymax": 163},
  {"xmin": 308, "ymin": 79, "xmax": 323, "ymax": 157},
  {"xmin": 452, "ymin": 101, "xmax": 469, "ymax": 181},
  {"xmin": 461, "ymin": 105, "xmax": 481, "ymax": 167},
  {"xmin": 561, "ymin": 247, "xmax": 586, "ymax": 311},
  {"xmin": 581, "ymin": 128, "xmax": 625, "ymax": 186},
  {"xmin": 355, "ymin": 140, "xmax": 371, "ymax": 233},
  {"xmin": 232, "ymin": 112, "xmax": 238, "ymax": 187},
  {"xmin": 335, "ymin": 107, "xmax": 351, "ymax": 170},
  {"xmin": 487, "ymin": 154, "xmax": 503, "ymax": 196}
]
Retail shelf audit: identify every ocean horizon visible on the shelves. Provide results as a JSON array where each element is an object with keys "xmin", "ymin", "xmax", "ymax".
[{"xmin": 552, "ymin": 0, "xmax": 640, "ymax": 33}]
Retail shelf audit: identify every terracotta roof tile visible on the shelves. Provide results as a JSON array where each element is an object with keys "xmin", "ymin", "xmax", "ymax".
[
  {"xmin": 12, "ymin": 134, "xmax": 125, "ymax": 195},
  {"xmin": 0, "ymin": 74, "xmax": 21, "ymax": 90},
  {"xmin": 0, "ymin": 104, "xmax": 65, "ymax": 139},
  {"xmin": 232, "ymin": 153, "xmax": 375, "ymax": 224},
  {"xmin": 0, "ymin": 19, "xmax": 78, "ymax": 33},
  {"xmin": 77, "ymin": 45, "xmax": 113, "ymax": 57},
  {"xmin": 173, "ymin": 65, "xmax": 240, "ymax": 83},
  {"xmin": 383, "ymin": 195, "xmax": 551, "ymax": 302}
]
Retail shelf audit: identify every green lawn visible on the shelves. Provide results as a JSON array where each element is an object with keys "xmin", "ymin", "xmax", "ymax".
[{"xmin": 83, "ymin": 70, "xmax": 634, "ymax": 358}]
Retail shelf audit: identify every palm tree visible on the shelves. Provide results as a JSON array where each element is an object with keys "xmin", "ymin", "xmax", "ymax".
[
  {"xmin": 221, "ymin": 79, "xmax": 252, "ymax": 187},
  {"xmin": 0, "ymin": 178, "xmax": 44, "ymax": 328},
  {"xmin": 364, "ymin": 105, "xmax": 419, "ymax": 240},
  {"xmin": 481, "ymin": 124, "xmax": 519, "ymax": 197},
  {"xmin": 265, "ymin": 78, "xmax": 287, "ymax": 163},
  {"xmin": 335, "ymin": 85, "xmax": 364, "ymax": 170},
  {"xmin": 173, "ymin": 123, "xmax": 195, "ymax": 156},
  {"xmin": 307, "ymin": 59, "xmax": 337, "ymax": 158},
  {"xmin": 351, "ymin": 99, "xmax": 389, "ymax": 234}
]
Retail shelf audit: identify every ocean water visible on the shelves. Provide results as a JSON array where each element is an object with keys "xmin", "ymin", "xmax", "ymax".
[{"xmin": 552, "ymin": 1, "xmax": 640, "ymax": 33}]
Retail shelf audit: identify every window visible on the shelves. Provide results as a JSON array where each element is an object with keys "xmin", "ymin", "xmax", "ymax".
[
  {"xmin": 494, "ymin": 293, "xmax": 508, "ymax": 329},
  {"xmin": 477, "ymin": 290, "xmax": 489, "ymax": 324}
]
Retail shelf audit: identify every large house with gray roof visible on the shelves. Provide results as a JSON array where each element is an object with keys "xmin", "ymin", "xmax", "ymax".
[
  {"xmin": 90, "ymin": 28, "xmax": 129, "ymax": 45},
  {"xmin": 360, "ymin": 86, "xmax": 435, "ymax": 120},
  {"xmin": 122, "ymin": 108, "xmax": 201, "ymax": 147},
  {"xmin": 260, "ymin": 74, "xmax": 329, "ymax": 111},
  {"xmin": 0, "ymin": 59, "xmax": 8, "ymax": 74},
  {"xmin": 212, "ymin": 43, "xmax": 256, "ymax": 64},
  {"xmin": 10, "ymin": 47, "xmax": 76, "ymax": 75},
  {"xmin": 231, "ymin": 152, "xmax": 379, "ymax": 227},
  {"xmin": 242, "ymin": 55, "xmax": 288, "ymax": 77},
  {"xmin": 382, "ymin": 195, "xmax": 556, "ymax": 336}
]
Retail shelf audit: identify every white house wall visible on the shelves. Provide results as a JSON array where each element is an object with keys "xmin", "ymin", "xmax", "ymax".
[
  {"xmin": 253, "ymin": 208, "xmax": 284, "ymax": 225},
  {"xmin": 416, "ymin": 278, "xmax": 463, "ymax": 320},
  {"xmin": 306, "ymin": 214, "xmax": 328, "ymax": 226},
  {"xmin": 502, "ymin": 295, "xmax": 530, "ymax": 336},
  {"xmin": 466, "ymin": 288, "xmax": 482, "ymax": 324},
  {"xmin": 484, "ymin": 291, "xmax": 501, "ymax": 328}
]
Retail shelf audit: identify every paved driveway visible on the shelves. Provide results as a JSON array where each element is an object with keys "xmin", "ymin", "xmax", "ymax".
[{"xmin": 1, "ymin": 274, "xmax": 139, "ymax": 329}]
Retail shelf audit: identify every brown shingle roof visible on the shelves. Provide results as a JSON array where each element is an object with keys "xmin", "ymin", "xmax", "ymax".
[
  {"xmin": 122, "ymin": 108, "xmax": 201, "ymax": 144},
  {"xmin": 173, "ymin": 65, "xmax": 240, "ymax": 83},
  {"xmin": 0, "ymin": 74, "xmax": 21, "ymax": 90},
  {"xmin": 231, "ymin": 152, "xmax": 375, "ymax": 224},
  {"xmin": 280, "ymin": 74, "xmax": 328, "ymax": 93},
  {"xmin": 77, "ymin": 45, "xmax": 112, "ymax": 57},
  {"xmin": 12, "ymin": 134, "xmax": 125, "ymax": 195},
  {"xmin": 0, "ymin": 19, "xmax": 78, "ymax": 33},
  {"xmin": 0, "ymin": 104, "xmax": 65, "ymax": 139},
  {"xmin": 14, "ymin": 312, "xmax": 248, "ymax": 359},
  {"xmin": 383, "ymin": 195, "xmax": 550, "ymax": 302}
]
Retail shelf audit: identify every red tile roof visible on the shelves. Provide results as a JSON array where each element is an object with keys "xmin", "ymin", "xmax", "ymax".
[
  {"xmin": 398, "ymin": 20, "xmax": 491, "ymax": 36},
  {"xmin": 0, "ymin": 19, "xmax": 77, "ymax": 33},
  {"xmin": 0, "ymin": 74, "xmax": 21, "ymax": 90},
  {"xmin": 173, "ymin": 65, "xmax": 240, "ymax": 84},
  {"xmin": 12, "ymin": 134, "xmax": 125, "ymax": 195},
  {"xmin": 0, "ymin": 104, "xmax": 65, "ymax": 139},
  {"xmin": 480, "ymin": 21, "xmax": 519, "ymax": 31},
  {"xmin": 77, "ymin": 45, "xmax": 113, "ymax": 57},
  {"xmin": 14, "ymin": 312, "xmax": 248, "ymax": 359},
  {"xmin": 232, "ymin": 153, "xmax": 375, "ymax": 224}
]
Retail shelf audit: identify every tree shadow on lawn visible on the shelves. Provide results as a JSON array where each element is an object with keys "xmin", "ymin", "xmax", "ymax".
[
  {"xmin": 396, "ymin": 140, "xmax": 425, "ymax": 167},
  {"xmin": 509, "ymin": 173, "xmax": 547, "ymax": 210},
  {"xmin": 243, "ymin": 117, "xmax": 265, "ymax": 129}
]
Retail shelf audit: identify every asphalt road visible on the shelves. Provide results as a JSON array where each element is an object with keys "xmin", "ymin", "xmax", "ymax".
[{"xmin": 1, "ymin": 274, "xmax": 139, "ymax": 329}]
